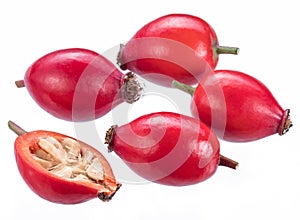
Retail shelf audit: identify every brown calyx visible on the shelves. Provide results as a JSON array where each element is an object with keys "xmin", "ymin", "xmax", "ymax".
[
  {"xmin": 121, "ymin": 72, "xmax": 143, "ymax": 104},
  {"xmin": 278, "ymin": 109, "xmax": 293, "ymax": 136},
  {"xmin": 98, "ymin": 183, "xmax": 122, "ymax": 202},
  {"xmin": 116, "ymin": 43, "xmax": 125, "ymax": 69},
  {"xmin": 105, "ymin": 125, "xmax": 118, "ymax": 152}
]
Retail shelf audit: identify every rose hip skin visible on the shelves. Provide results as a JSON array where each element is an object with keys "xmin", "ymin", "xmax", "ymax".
[
  {"xmin": 173, "ymin": 70, "xmax": 292, "ymax": 142},
  {"xmin": 8, "ymin": 121, "xmax": 120, "ymax": 204},
  {"xmin": 105, "ymin": 112, "xmax": 238, "ymax": 186},
  {"xmin": 17, "ymin": 48, "xmax": 141, "ymax": 121},
  {"xmin": 119, "ymin": 13, "xmax": 239, "ymax": 87}
]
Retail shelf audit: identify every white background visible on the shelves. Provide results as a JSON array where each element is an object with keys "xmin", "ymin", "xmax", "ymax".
[{"xmin": 1, "ymin": 0, "xmax": 299, "ymax": 219}]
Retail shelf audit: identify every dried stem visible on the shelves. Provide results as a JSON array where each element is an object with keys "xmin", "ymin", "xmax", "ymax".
[
  {"xmin": 15, "ymin": 80, "xmax": 25, "ymax": 88},
  {"xmin": 8, "ymin": 120, "xmax": 27, "ymax": 136},
  {"xmin": 219, "ymin": 155, "xmax": 239, "ymax": 170}
]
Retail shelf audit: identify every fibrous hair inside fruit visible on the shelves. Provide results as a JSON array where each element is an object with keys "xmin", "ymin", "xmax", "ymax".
[{"xmin": 32, "ymin": 136, "xmax": 104, "ymax": 183}]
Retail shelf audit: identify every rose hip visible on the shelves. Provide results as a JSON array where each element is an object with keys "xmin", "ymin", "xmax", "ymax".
[
  {"xmin": 8, "ymin": 121, "xmax": 121, "ymax": 204},
  {"xmin": 105, "ymin": 112, "xmax": 238, "ymax": 186},
  {"xmin": 118, "ymin": 13, "xmax": 239, "ymax": 87},
  {"xmin": 172, "ymin": 70, "xmax": 293, "ymax": 142},
  {"xmin": 16, "ymin": 48, "xmax": 142, "ymax": 121}
]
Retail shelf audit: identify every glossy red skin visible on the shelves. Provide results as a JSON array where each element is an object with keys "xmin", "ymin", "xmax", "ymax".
[
  {"xmin": 109, "ymin": 112, "xmax": 220, "ymax": 186},
  {"xmin": 24, "ymin": 48, "xmax": 124, "ymax": 121},
  {"xmin": 191, "ymin": 70, "xmax": 286, "ymax": 142},
  {"xmin": 119, "ymin": 14, "xmax": 219, "ymax": 87},
  {"xmin": 14, "ymin": 130, "xmax": 119, "ymax": 204}
]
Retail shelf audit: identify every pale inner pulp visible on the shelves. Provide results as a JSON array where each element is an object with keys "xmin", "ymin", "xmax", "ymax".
[{"xmin": 32, "ymin": 136, "xmax": 104, "ymax": 183}]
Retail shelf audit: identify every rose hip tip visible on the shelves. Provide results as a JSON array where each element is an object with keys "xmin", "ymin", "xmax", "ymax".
[
  {"xmin": 278, "ymin": 109, "xmax": 293, "ymax": 136},
  {"xmin": 116, "ymin": 43, "xmax": 125, "ymax": 67},
  {"xmin": 122, "ymin": 72, "xmax": 143, "ymax": 104},
  {"xmin": 105, "ymin": 125, "xmax": 117, "ymax": 152},
  {"xmin": 98, "ymin": 183, "xmax": 122, "ymax": 202}
]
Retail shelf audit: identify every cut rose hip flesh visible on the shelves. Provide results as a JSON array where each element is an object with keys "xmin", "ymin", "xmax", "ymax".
[
  {"xmin": 34, "ymin": 136, "xmax": 105, "ymax": 183},
  {"xmin": 8, "ymin": 121, "xmax": 121, "ymax": 204}
]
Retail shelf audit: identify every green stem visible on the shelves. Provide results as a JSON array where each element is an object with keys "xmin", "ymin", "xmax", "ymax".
[
  {"xmin": 216, "ymin": 46, "xmax": 240, "ymax": 55},
  {"xmin": 8, "ymin": 121, "xmax": 27, "ymax": 136},
  {"xmin": 172, "ymin": 80, "xmax": 196, "ymax": 96}
]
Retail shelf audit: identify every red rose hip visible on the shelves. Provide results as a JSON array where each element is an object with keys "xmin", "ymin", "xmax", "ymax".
[
  {"xmin": 172, "ymin": 70, "xmax": 293, "ymax": 142},
  {"xmin": 8, "ymin": 120, "xmax": 121, "ymax": 204},
  {"xmin": 118, "ymin": 14, "xmax": 239, "ymax": 87},
  {"xmin": 105, "ymin": 112, "xmax": 238, "ymax": 186},
  {"xmin": 16, "ymin": 48, "xmax": 142, "ymax": 121}
]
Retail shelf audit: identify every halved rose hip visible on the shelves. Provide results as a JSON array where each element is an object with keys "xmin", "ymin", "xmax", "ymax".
[{"xmin": 8, "ymin": 121, "xmax": 121, "ymax": 204}]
